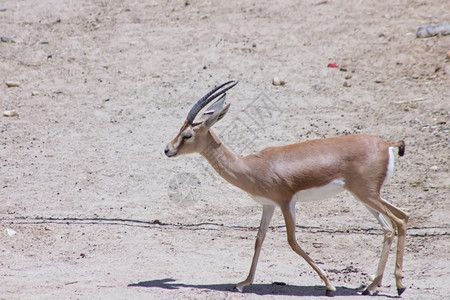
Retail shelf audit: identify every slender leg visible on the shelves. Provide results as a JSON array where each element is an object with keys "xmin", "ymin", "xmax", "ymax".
[
  {"xmin": 280, "ymin": 201, "xmax": 336, "ymax": 296},
  {"xmin": 236, "ymin": 204, "xmax": 275, "ymax": 292},
  {"xmin": 359, "ymin": 196, "xmax": 409, "ymax": 296},
  {"xmin": 362, "ymin": 205, "xmax": 395, "ymax": 295},
  {"xmin": 381, "ymin": 198, "xmax": 409, "ymax": 296}
]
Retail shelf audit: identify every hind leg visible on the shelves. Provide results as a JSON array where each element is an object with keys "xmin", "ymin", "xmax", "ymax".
[
  {"xmin": 381, "ymin": 198, "xmax": 409, "ymax": 295},
  {"xmin": 356, "ymin": 195, "xmax": 409, "ymax": 296},
  {"xmin": 361, "ymin": 205, "xmax": 395, "ymax": 295}
]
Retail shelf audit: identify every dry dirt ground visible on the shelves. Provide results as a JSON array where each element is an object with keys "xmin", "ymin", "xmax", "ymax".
[{"xmin": 1, "ymin": 1, "xmax": 449, "ymax": 299}]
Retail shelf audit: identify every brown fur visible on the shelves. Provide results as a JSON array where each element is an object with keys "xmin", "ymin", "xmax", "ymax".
[{"xmin": 165, "ymin": 119, "xmax": 409, "ymax": 296}]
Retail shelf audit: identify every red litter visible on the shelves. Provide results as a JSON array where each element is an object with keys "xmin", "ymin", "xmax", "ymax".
[{"xmin": 327, "ymin": 63, "xmax": 339, "ymax": 68}]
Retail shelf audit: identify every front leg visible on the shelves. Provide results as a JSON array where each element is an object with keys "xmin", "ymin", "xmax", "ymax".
[
  {"xmin": 281, "ymin": 201, "xmax": 336, "ymax": 296},
  {"xmin": 236, "ymin": 204, "xmax": 275, "ymax": 292}
]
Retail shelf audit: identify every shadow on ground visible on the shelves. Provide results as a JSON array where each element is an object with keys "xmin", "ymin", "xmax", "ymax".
[{"xmin": 128, "ymin": 278, "xmax": 362, "ymax": 297}]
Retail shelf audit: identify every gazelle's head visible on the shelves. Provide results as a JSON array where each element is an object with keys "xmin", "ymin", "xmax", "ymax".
[{"xmin": 164, "ymin": 81, "xmax": 238, "ymax": 157}]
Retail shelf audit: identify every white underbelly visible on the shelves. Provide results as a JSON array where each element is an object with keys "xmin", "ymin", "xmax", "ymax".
[{"xmin": 251, "ymin": 179, "xmax": 346, "ymax": 205}]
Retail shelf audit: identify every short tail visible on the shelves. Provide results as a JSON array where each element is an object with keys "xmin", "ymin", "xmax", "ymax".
[{"xmin": 392, "ymin": 140, "xmax": 405, "ymax": 157}]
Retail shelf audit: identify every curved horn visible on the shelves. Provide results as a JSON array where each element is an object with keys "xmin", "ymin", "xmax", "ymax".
[{"xmin": 186, "ymin": 80, "xmax": 238, "ymax": 125}]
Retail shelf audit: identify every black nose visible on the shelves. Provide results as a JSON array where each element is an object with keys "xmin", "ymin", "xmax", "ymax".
[{"xmin": 164, "ymin": 147, "xmax": 169, "ymax": 155}]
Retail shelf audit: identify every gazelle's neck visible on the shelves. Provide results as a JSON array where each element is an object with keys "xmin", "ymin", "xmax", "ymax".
[{"xmin": 200, "ymin": 130, "xmax": 252, "ymax": 192}]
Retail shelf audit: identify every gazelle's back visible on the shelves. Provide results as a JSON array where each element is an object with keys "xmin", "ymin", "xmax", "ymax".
[{"xmin": 242, "ymin": 135, "xmax": 392, "ymax": 199}]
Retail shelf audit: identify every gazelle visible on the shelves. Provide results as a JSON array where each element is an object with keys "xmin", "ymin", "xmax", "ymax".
[{"xmin": 164, "ymin": 81, "xmax": 409, "ymax": 296}]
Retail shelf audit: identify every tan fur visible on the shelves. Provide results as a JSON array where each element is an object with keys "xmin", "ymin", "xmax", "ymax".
[{"xmin": 165, "ymin": 115, "xmax": 409, "ymax": 296}]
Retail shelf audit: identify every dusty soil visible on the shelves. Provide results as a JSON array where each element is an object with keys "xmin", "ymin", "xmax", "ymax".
[{"xmin": 1, "ymin": 0, "xmax": 449, "ymax": 299}]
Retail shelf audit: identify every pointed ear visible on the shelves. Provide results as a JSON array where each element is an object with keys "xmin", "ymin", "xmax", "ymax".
[{"xmin": 203, "ymin": 94, "xmax": 231, "ymax": 128}]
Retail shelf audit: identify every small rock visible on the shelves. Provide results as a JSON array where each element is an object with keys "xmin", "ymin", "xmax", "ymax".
[
  {"xmin": 313, "ymin": 84, "xmax": 321, "ymax": 90},
  {"xmin": 5, "ymin": 228, "xmax": 16, "ymax": 237},
  {"xmin": 417, "ymin": 23, "xmax": 450, "ymax": 38},
  {"xmin": 272, "ymin": 77, "xmax": 286, "ymax": 86},
  {"xmin": 343, "ymin": 81, "xmax": 351, "ymax": 87},
  {"xmin": 3, "ymin": 110, "xmax": 18, "ymax": 117},
  {"xmin": 1, "ymin": 37, "xmax": 11, "ymax": 43},
  {"xmin": 312, "ymin": 242, "xmax": 323, "ymax": 248},
  {"xmin": 31, "ymin": 91, "xmax": 40, "ymax": 96},
  {"xmin": 5, "ymin": 81, "xmax": 20, "ymax": 87},
  {"xmin": 0, "ymin": 8, "xmax": 7, "ymax": 12},
  {"xmin": 345, "ymin": 75, "xmax": 352, "ymax": 80},
  {"xmin": 44, "ymin": 226, "xmax": 52, "ymax": 231}
]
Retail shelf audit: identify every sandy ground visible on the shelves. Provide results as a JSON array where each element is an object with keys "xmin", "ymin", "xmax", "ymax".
[{"xmin": 1, "ymin": 0, "xmax": 449, "ymax": 299}]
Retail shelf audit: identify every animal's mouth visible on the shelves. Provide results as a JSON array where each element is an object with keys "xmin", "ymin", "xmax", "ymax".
[{"xmin": 164, "ymin": 146, "xmax": 177, "ymax": 157}]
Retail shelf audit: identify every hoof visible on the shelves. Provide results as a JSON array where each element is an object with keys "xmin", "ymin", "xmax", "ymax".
[
  {"xmin": 234, "ymin": 285, "xmax": 244, "ymax": 293},
  {"xmin": 397, "ymin": 287, "xmax": 406, "ymax": 296},
  {"xmin": 326, "ymin": 289, "xmax": 335, "ymax": 297},
  {"xmin": 362, "ymin": 289, "xmax": 371, "ymax": 296}
]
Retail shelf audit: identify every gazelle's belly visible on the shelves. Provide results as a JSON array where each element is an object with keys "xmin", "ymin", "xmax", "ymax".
[{"xmin": 252, "ymin": 180, "xmax": 346, "ymax": 206}]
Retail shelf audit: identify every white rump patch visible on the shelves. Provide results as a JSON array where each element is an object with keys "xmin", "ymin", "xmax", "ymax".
[{"xmin": 383, "ymin": 147, "xmax": 395, "ymax": 186}]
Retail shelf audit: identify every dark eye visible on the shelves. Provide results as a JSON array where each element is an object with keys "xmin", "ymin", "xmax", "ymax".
[{"xmin": 183, "ymin": 133, "xmax": 192, "ymax": 139}]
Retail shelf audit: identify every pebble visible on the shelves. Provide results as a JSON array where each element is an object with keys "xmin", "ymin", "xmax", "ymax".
[
  {"xmin": 31, "ymin": 91, "xmax": 40, "ymax": 96},
  {"xmin": 343, "ymin": 81, "xmax": 351, "ymax": 87},
  {"xmin": 5, "ymin": 81, "xmax": 20, "ymax": 87},
  {"xmin": 417, "ymin": 23, "xmax": 450, "ymax": 38},
  {"xmin": 3, "ymin": 110, "xmax": 18, "ymax": 117},
  {"xmin": 312, "ymin": 242, "xmax": 323, "ymax": 248},
  {"xmin": 272, "ymin": 77, "xmax": 286, "ymax": 86},
  {"xmin": 5, "ymin": 228, "xmax": 16, "ymax": 237}
]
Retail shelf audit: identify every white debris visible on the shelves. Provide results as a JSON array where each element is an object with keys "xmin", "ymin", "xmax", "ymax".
[
  {"xmin": 5, "ymin": 81, "xmax": 20, "ymax": 87},
  {"xmin": 5, "ymin": 228, "xmax": 17, "ymax": 237},
  {"xmin": 272, "ymin": 77, "xmax": 286, "ymax": 86},
  {"xmin": 3, "ymin": 110, "xmax": 18, "ymax": 117}
]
